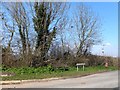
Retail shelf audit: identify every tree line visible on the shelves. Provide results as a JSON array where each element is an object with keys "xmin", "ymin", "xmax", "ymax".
[{"xmin": 1, "ymin": 2, "xmax": 101, "ymax": 68}]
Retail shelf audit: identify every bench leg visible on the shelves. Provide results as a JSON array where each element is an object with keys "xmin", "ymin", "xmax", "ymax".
[
  {"xmin": 83, "ymin": 65, "xmax": 84, "ymax": 71},
  {"xmin": 77, "ymin": 66, "xmax": 78, "ymax": 71}
]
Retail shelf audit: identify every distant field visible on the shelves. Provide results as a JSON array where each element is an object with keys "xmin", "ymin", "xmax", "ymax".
[{"xmin": 1, "ymin": 65, "xmax": 117, "ymax": 81}]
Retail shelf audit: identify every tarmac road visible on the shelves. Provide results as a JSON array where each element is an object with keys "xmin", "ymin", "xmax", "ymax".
[{"xmin": 2, "ymin": 71, "xmax": 118, "ymax": 88}]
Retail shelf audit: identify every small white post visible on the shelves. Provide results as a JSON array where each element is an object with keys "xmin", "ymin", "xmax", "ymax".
[
  {"xmin": 77, "ymin": 65, "xmax": 78, "ymax": 71},
  {"xmin": 83, "ymin": 65, "xmax": 84, "ymax": 71}
]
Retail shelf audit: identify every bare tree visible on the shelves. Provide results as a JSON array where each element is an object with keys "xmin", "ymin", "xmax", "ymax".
[
  {"xmin": 56, "ymin": 16, "xmax": 69, "ymax": 57},
  {"xmin": 2, "ymin": 2, "xmax": 32, "ymax": 55},
  {"xmin": 73, "ymin": 4, "xmax": 101, "ymax": 56},
  {"xmin": 1, "ymin": 2, "xmax": 35, "ymax": 67}
]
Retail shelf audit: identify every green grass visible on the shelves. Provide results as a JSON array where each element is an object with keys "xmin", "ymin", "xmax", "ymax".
[{"xmin": 1, "ymin": 65, "xmax": 117, "ymax": 81}]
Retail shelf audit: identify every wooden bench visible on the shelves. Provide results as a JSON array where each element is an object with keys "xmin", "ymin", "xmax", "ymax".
[{"xmin": 76, "ymin": 63, "xmax": 85, "ymax": 71}]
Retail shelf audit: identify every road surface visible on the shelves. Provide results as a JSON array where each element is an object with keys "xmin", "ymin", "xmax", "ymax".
[{"xmin": 2, "ymin": 71, "xmax": 118, "ymax": 88}]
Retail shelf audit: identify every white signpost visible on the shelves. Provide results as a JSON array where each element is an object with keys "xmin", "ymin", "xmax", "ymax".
[{"xmin": 76, "ymin": 63, "xmax": 85, "ymax": 71}]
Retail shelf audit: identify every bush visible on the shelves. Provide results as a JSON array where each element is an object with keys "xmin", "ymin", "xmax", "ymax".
[{"xmin": 2, "ymin": 65, "xmax": 71, "ymax": 75}]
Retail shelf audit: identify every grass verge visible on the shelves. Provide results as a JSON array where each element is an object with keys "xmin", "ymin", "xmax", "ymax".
[{"xmin": 1, "ymin": 66, "xmax": 117, "ymax": 81}]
